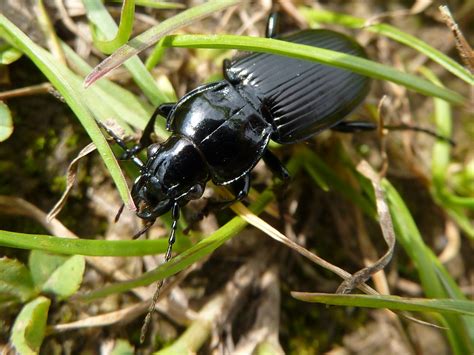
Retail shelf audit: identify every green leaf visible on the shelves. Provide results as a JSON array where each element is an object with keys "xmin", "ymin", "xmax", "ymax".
[
  {"xmin": 160, "ymin": 34, "xmax": 465, "ymax": 105},
  {"xmin": 29, "ymin": 251, "xmax": 67, "ymax": 287},
  {"xmin": 10, "ymin": 296, "xmax": 50, "ymax": 355},
  {"xmin": 0, "ymin": 257, "xmax": 37, "ymax": 303},
  {"xmin": 299, "ymin": 8, "xmax": 474, "ymax": 86},
  {"xmin": 42, "ymin": 255, "xmax": 85, "ymax": 300},
  {"xmin": 0, "ymin": 101, "xmax": 13, "ymax": 142},
  {"xmin": 28, "ymin": 251, "xmax": 85, "ymax": 299},
  {"xmin": 292, "ymin": 293, "xmax": 474, "ymax": 316},
  {"xmin": 0, "ymin": 43, "xmax": 22, "ymax": 64}
]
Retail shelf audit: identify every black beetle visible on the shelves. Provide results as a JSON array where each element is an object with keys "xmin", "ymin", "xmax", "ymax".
[
  {"xmin": 99, "ymin": 12, "xmax": 375, "ymax": 341},
  {"xmin": 100, "ymin": 14, "xmax": 374, "ymax": 259}
]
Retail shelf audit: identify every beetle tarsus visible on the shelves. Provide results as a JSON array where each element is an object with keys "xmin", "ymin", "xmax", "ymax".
[{"xmin": 140, "ymin": 202, "xmax": 180, "ymax": 343}]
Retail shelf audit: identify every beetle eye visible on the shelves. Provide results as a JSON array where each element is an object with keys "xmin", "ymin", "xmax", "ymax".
[
  {"xmin": 147, "ymin": 143, "xmax": 160, "ymax": 158},
  {"xmin": 188, "ymin": 184, "xmax": 204, "ymax": 199}
]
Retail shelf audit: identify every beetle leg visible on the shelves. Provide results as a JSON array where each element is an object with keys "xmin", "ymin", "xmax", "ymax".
[
  {"xmin": 332, "ymin": 121, "xmax": 455, "ymax": 146},
  {"xmin": 133, "ymin": 219, "xmax": 156, "ymax": 239},
  {"xmin": 124, "ymin": 103, "xmax": 176, "ymax": 160},
  {"xmin": 383, "ymin": 123, "xmax": 455, "ymax": 146},
  {"xmin": 208, "ymin": 174, "xmax": 251, "ymax": 215},
  {"xmin": 210, "ymin": 174, "xmax": 250, "ymax": 210},
  {"xmin": 262, "ymin": 150, "xmax": 290, "ymax": 181},
  {"xmin": 119, "ymin": 103, "xmax": 176, "ymax": 161},
  {"xmin": 141, "ymin": 104, "xmax": 176, "ymax": 145},
  {"xmin": 166, "ymin": 202, "xmax": 180, "ymax": 260},
  {"xmin": 266, "ymin": 11, "xmax": 280, "ymax": 38},
  {"xmin": 262, "ymin": 150, "xmax": 290, "ymax": 221},
  {"xmin": 228, "ymin": 173, "xmax": 250, "ymax": 202},
  {"xmin": 184, "ymin": 175, "xmax": 250, "ymax": 233},
  {"xmin": 331, "ymin": 121, "xmax": 377, "ymax": 133},
  {"xmin": 158, "ymin": 103, "xmax": 176, "ymax": 131},
  {"xmin": 97, "ymin": 120, "xmax": 145, "ymax": 169},
  {"xmin": 140, "ymin": 201, "xmax": 180, "ymax": 342},
  {"xmin": 223, "ymin": 59, "xmax": 240, "ymax": 84}
]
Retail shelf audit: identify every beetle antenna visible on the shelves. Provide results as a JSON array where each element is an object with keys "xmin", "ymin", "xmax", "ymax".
[
  {"xmin": 140, "ymin": 202, "xmax": 180, "ymax": 343},
  {"xmin": 114, "ymin": 203, "xmax": 125, "ymax": 223},
  {"xmin": 97, "ymin": 120, "xmax": 145, "ymax": 169},
  {"xmin": 133, "ymin": 219, "xmax": 155, "ymax": 239}
]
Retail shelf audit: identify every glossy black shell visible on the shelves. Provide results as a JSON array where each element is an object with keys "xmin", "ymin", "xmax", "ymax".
[
  {"xmin": 226, "ymin": 29, "xmax": 371, "ymax": 143},
  {"xmin": 168, "ymin": 81, "xmax": 273, "ymax": 185},
  {"xmin": 165, "ymin": 29, "xmax": 370, "ymax": 186}
]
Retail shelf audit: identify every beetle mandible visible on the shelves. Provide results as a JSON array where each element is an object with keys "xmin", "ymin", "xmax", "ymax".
[{"xmin": 100, "ymin": 13, "xmax": 374, "ymax": 261}]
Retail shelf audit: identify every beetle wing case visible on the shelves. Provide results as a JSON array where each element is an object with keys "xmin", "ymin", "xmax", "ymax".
[
  {"xmin": 227, "ymin": 30, "xmax": 371, "ymax": 144},
  {"xmin": 168, "ymin": 81, "xmax": 273, "ymax": 185}
]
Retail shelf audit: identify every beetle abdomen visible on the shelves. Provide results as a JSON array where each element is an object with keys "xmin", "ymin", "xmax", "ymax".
[{"xmin": 227, "ymin": 30, "xmax": 370, "ymax": 144}]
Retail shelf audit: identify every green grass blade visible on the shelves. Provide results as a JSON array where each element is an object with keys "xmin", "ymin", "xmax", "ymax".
[
  {"xmin": 85, "ymin": 0, "xmax": 242, "ymax": 86},
  {"xmin": 61, "ymin": 43, "xmax": 170, "ymax": 137},
  {"xmin": 382, "ymin": 180, "xmax": 444, "ymax": 295},
  {"xmin": 381, "ymin": 180, "xmax": 470, "ymax": 300},
  {"xmin": 86, "ymin": 0, "xmax": 135, "ymax": 54},
  {"xmin": 160, "ymin": 34, "xmax": 465, "ymax": 104},
  {"xmin": 418, "ymin": 66, "xmax": 474, "ymax": 238},
  {"xmin": 145, "ymin": 37, "xmax": 167, "ymax": 71},
  {"xmin": 82, "ymin": 0, "xmax": 175, "ymax": 104},
  {"xmin": 381, "ymin": 180, "xmax": 474, "ymax": 353},
  {"xmin": 109, "ymin": 0, "xmax": 185, "ymax": 9},
  {"xmin": 300, "ymin": 8, "xmax": 474, "ymax": 86},
  {"xmin": 292, "ymin": 293, "xmax": 474, "ymax": 316},
  {"xmin": 0, "ymin": 229, "xmax": 190, "ymax": 256},
  {"xmin": 0, "ymin": 42, "xmax": 22, "ymax": 64},
  {"xmin": 0, "ymin": 14, "xmax": 134, "ymax": 210}
]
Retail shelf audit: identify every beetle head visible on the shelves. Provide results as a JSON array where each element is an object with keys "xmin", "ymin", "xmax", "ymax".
[{"xmin": 131, "ymin": 136, "xmax": 208, "ymax": 221}]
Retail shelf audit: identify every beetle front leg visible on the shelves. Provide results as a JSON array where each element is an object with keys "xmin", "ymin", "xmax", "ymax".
[{"xmin": 98, "ymin": 120, "xmax": 145, "ymax": 169}]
